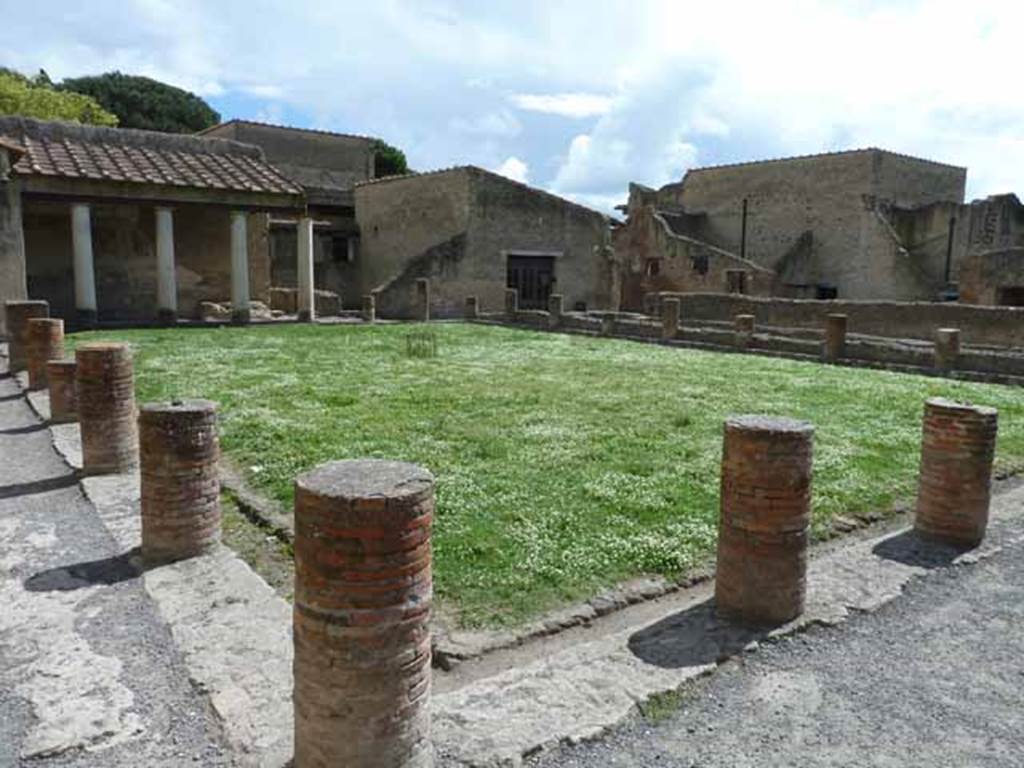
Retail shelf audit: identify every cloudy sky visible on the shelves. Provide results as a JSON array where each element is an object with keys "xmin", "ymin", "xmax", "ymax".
[{"xmin": 2, "ymin": 1, "xmax": 1021, "ymax": 213}]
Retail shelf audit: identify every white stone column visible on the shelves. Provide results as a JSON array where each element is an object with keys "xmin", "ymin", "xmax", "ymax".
[
  {"xmin": 155, "ymin": 207, "xmax": 177, "ymax": 324},
  {"xmin": 297, "ymin": 216, "xmax": 315, "ymax": 322},
  {"xmin": 71, "ymin": 203, "xmax": 98, "ymax": 326},
  {"xmin": 230, "ymin": 211, "xmax": 250, "ymax": 323}
]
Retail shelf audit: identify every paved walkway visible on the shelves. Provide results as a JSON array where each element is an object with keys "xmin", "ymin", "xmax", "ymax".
[{"xmin": 0, "ymin": 363, "xmax": 230, "ymax": 767}]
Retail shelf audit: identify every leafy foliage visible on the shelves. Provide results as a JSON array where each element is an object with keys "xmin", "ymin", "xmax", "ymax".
[
  {"xmin": 372, "ymin": 139, "xmax": 409, "ymax": 177},
  {"xmin": 0, "ymin": 68, "xmax": 118, "ymax": 126},
  {"xmin": 59, "ymin": 72, "xmax": 220, "ymax": 134}
]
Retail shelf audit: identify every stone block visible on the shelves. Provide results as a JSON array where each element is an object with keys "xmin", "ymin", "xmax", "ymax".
[{"xmin": 934, "ymin": 327, "xmax": 960, "ymax": 370}]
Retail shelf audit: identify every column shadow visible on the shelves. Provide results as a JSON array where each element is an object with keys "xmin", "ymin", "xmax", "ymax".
[
  {"xmin": 0, "ymin": 392, "xmax": 25, "ymax": 402},
  {"xmin": 871, "ymin": 530, "xmax": 965, "ymax": 569},
  {"xmin": 0, "ymin": 473, "xmax": 80, "ymax": 499},
  {"xmin": 627, "ymin": 598, "xmax": 767, "ymax": 670},
  {"xmin": 0, "ymin": 423, "xmax": 48, "ymax": 435},
  {"xmin": 24, "ymin": 548, "xmax": 143, "ymax": 592}
]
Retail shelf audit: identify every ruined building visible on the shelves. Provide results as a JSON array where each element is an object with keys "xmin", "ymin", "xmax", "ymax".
[{"xmin": 616, "ymin": 148, "xmax": 1024, "ymax": 309}]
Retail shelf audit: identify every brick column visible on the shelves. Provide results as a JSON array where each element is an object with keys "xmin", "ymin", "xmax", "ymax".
[
  {"xmin": 505, "ymin": 288, "xmax": 518, "ymax": 317},
  {"xmin": 26, "ymin": 318, "xmax": 65, "ymax": 390},
  {"xmin": 5, "ymin": 300, "xmax": 48, "ymax": 373},
  {"xmin": 662, "ymin": 297, "xmax": 680, "ymax": 341},
  {"xmin": 934, "ymin": 328, "xmax": 960, "ymax": 371},
  {"xmin": 734, "ymin": 314, "xmax": 755, "ymax": 348},
  {"xmin": 465, "ymin": 296, "xmax": 478, "ymax": 320},
  {"xmin": 600, "ymin": 313, "xmax": 616, "ymax": 336},
  {"xmin": 415, "ymin": 278, "xmax": 430, "ymax": 322},
  {"xmin": 139, "ymin": 400, "xmax": 221, "ymax": 564},
  {"xmin": 294, "ymin": 459, "xmax": 434, "ymax": 767},
  {"xmin": 76, "ymin": 342, "xmax": 138, "ymax": 474},
  {"xmin": 823, "ymin": 313, "xmax": 847, "ymax": 361},
  {"xmin": 915, "ymin": 398, "xmax": 998, "ymax": 547},
  {"xmin": 47, "ymin": 360, "xmax": 77, "ymax": 423},
  {"xmin": 547, "ymin": 293, "xmax": 563, "ymax": 329},
  {"xmin": 362, "ymin": 294, "xmax": 376, "ymax": 323},
  {"xmin": 726, "ymin": 269, "xmax": 748, "ymax": 294},
  {"xmin": 716, "ymin": 415, "xmax": 814, "ymax": 625}
]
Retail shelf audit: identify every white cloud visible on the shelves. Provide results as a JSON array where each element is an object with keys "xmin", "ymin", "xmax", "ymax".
[
  {"xmin": 239, "ymin": 83, "xmax": 285, "ymax": 99},
  {"xmin": 494, "ymin": 156, "xmax": 529, "ymax": 184},
  {"xmin": 450, "ymin": 110, "xmax": 521, "ymax": 138},
  {"xmin": 510, "ymin": 93, "xmax": 614, "ymax": 119}
]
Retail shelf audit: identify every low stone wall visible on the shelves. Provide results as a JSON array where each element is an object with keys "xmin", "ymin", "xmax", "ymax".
[{"xmin": 657, "ymin": 293, "xmax": 1024, "ymax": 348}]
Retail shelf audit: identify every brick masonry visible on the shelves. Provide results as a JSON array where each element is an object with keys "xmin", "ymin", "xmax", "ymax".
[
  {"xmin": 5, "ymin": 299, "xmax": 48, "ymax": 372},
  {"xmin": 26, "ymin": 317, "xmax": 64, "ymax": 390},
  {"xmin": 46, "ymin": 359, "xmax": 77, "ymax": 423},
  {"xmin": 824, "ymin": 313, "xmax": 847, "ymax": 361},
  {"xmin": 915, "ymin": 397, "xmax": 998, "ymax": 547},
  {"xmin": 715, "ymin": 414, "xmax": 814, "ymax": 625},
  {"xmin": 139, "ymin": 399, "xmax": 221, "ymax": 564},
  {"xmin": 75, "ymin": 342, "xmax": 138, "ymax": 474},
  {"xmin": 293, "ymin": 459, "xmax": 434, "ymax": 768}
]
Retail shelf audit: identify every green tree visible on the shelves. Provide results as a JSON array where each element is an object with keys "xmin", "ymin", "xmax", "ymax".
[
  {"xmin": 59, "ymin": 72, "xmax": 220, "ymax": 134},
  {"xmin": 373, "ymin": 139, "xmax": 409, "ymax": 177},
  {"xmin": 0, "ymin": 68, "xmax": 118, "ymax": 126}
]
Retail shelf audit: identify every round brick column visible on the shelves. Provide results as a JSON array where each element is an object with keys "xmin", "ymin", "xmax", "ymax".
[
  {"xmin": 547, "ymin": 293, "xmax": 563, "ymax": 329},
  {"xmin": 5, "ymin": 300, "xmax": 49, "ymax": 373},
  {"xmin": 734, "ymin": 314, "xmax": 755, "ymax": 348},
  {"xmin": 76, "ymin": 342, "xmax": 138, "ymax": 474},
  {"xmin": 464, "ymin": 296, "xmax": 478, "ymax": 320},
  {"xmin": 505, "ymin": 288, "xmax": 518, "ymax": 317},
  {"xmin": 47, "ymin": 360, "xmax": 78, "ymax": 423},
  {"xmin": 823, "ymin": 313, "xmax": 847, "ymax": 361},
  {"xmin": 139, "ymin": 400, "xmax": 220, "ymax": 564},
  {"xmin": 362, "ymin": 293, "xmax": 376, "ymax": 323},
  {"xmin": 600, "ymin": 313, "xmax": 616, "ymax": 336},
  {"xmin": 715, "ymin": 415, "xmax": 814, "ymax": 625},
  {"xmin": 26, "ymin": 318, "xmax": 65, "ymax": 390},
  {"xmin": 415, "ymin": 278, "xmax": 430, "ymax": 322},
  {"xmin": 934, "ymin": 328, "xmax": 960, "ymax": 371},
  {"xmin": 915, "ymin": 398, "xmax": 998, "ymax": 547},
  {"xmin": 662, "ymin": 297, "xmax": 681, "ymax": 341},
  {"xmin": 294, "ymin": 459, "xmax": 434, "ymax": 767}
]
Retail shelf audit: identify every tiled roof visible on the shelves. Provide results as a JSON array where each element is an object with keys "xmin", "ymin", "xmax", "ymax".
[
  {"xmin": 0, "ymin": 137, "xmax": 25, "ymax": 160},
  {"xmin": 0, "ymin": 116, "xmax": 303, "ymax": 196},
  {"xmin": 198, "ymin": 118, "xmax": 379, "ymax": 144}
]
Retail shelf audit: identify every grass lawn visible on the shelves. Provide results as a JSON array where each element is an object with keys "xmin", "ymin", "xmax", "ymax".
[{"xmin": 70, "ymin": 323, "xmax": 1024, "ymax": 627}]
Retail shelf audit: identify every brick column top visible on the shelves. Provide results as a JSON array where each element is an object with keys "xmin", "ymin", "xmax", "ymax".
[
  {"xmin": 725, "ymin": 414, "xmax": 814, "ymax": 436},
  {"xmin": 923, "ymin": 396, "xmax": 996, "ymax": 419},
  {"xmin": 139, "ymin": 398, "xmax": 216, "ymax": 417},
  {"xmin": 296, "ymin": 459, "xmax": 434, "ymax": 511}
]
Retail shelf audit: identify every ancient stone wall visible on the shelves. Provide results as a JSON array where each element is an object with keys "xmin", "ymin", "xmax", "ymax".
[
  {"xmin": 269, "ymin": 215, "xmax": 359, "ymax": 306},
  {"xmin": 0, "ymin": 148, "xmax": 26, "ymax": 336},
  {"xmin": 959, "ymin": 247, "xmax": 1024, "ymax": 305}
]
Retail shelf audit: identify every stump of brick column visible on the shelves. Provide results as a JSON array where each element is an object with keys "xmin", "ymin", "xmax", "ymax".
[
  {"xmin": 823, "ymin": 313, "xmax": 847, "ymax": 362},
  {"xmin": 600, "ymin": 313, "xmax": 616, "ymax": 336},
  {"xmin": 76, "ymin": 342, "xmax": 138, "ymax": 475},
  {"xmin": 915, "ymin": 398, "xmax": 998, "ymax": 547},
  {"xmin": 505, "ymin": 288, "xmax": 518, "ymax": 318},
  {"xmin": 547, "ymin": 293, "xmax": 563, "ymax": 329},
  {"xmin": 734, "ymin": 314, "xmax": 755, "ymax": 348},
  {"xmin": 47, "ymin": 360, "xmax": 78, "ymax": 424},
  {"xmin": 5, "ymin": 300, "xmax": 49, "ymax": 373},
  {"xmin": 662, "ymin": 297, "xmax": 681, "ymax": 341},
  {"xmin": 293, "ymin": 459, "xmax": 434, "ymax": 768},
  {"xmin": 726, "ymin": 269, "xmax": 748, "ymax": 294},
  {"xmin": 26, "ymin": 318, "xmax": 65, "ymax": 391},
  {"xmin": 362, "ymin": 294, "xmax": 376, "ymax": 323},
  {"xmin": 465, "ymin": 296, "xmax": 478, "ymax": 320},
  {"xmin": 139, "ymin": 400, "xmax": 221, "ymax": 564},
  {"xmin": 415, "ymin": 278, "xmax": 430, "ymax": 322},
  {"xmin": 715, "ymin": 415, "xmax": 814, "ymax": 626},
  {"xmin": 934, "ymin": 328, "xmax": 960, "ymax": 371}
]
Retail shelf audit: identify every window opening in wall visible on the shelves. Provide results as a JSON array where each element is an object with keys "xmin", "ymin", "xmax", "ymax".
[
  {"xmin": 815, "ymin": 283, "xmax": 838, "ymax": 300},
  {"xmin": 506, "ymin": 254, "xmax": 555, "ymax": 310},
  {"xmin": 644, "ymin": 258, "xmax": 661, "ymax": 277},
  {"xmin": 996, "ymin": 286, "xmax": 1024, "ymax": 306},
  {"xmin": 691, "ymin": 253, "xmax": 709, "ymax": 275},
  {"xmin": 331, "ymin": 236, "xmax": 349, "ymax": 262}
]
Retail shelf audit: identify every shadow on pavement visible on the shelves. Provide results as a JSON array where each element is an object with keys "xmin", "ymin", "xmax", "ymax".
[
  {"xmin": 0, "ymin": 392, "xmax": 25, "ymax": 403},
  {"xmin": 628, "ymin": 597, "xmax": 766, "ymax": 669},
  {"xmin": 0, "ymin": 423, "xmax": 48, "ymax": 436},
  {"xmin": 25, "ymin": 548, "xmax": 143, "ymax": 592},
  {"xmin": 871, "ymin": 529, "xmax": 966, "ymax": 569},
  {"xmin": 0, "ymin": 473, "xmax": 80, "ymax": 500}
]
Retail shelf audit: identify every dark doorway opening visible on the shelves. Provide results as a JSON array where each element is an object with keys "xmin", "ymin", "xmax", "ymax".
[
  {"xmin": 996, "ymin": 286, "xmax": 1024, "ymax": 306},
  {"xmin": 507, "ymin": 255, "xmax": 556, "ymax": 310}
]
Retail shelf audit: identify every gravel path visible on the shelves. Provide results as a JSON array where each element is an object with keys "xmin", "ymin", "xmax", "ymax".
[
  {"xmin": 531, "ymin": 523, "xmax": 1024, "ymax": 768},
  {"xmin": 0, "ymin": 365, "xmax": 231, "ymax": 767}
]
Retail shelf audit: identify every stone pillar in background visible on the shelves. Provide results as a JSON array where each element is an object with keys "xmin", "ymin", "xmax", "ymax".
[
  {"xmin": 823, "ymin": 313, "xmax": 848, "ymax": 361},
  {"xmin": 362, "ymin": 293, "xmax": 376, "ymax": 323},
  {"xmin": 934, "ymin": 328, "xmax": 960, "ymax": 371},
  {"xmin": 230, "ymin": 211, "xmax": 251, "ymax": 324},
  {"xmin": 71, "ymin": 203, "xmax": 98, "ymax": 328},
  {"xmin": 600, "ymin": 313, "xmax": 616, "ymax": 336},
  {"xmin": 139, "ymin": 399, "xmax": 221, "ymax": 564},
  {"xmin": 547, "ymin": 293, "xmax": 563, "ymax": 329},
  {"xmin": 726, "ymin": 269, "xmax": 748, "ymax": 295},
  {"xmin": 297, "ymin": 216, "xmax": 315, "ymax": 323},
  {"xmin": 76, "ymin": 342, "xmax": 138, "ymax": 474},
  {"xmin": 4, "ymin": 300, "xmax": 48, "ymax": 372},
  {"xmin": 915, "ymin": 398, "xmax": 998, "ymax": 547},
  {"xmin": 505, "ymin": 288, "xmax": 518, "ymax": 317},
  {"xmin": 716, "ymin": 415, "xmax": 814, "ymax": 626},
  {"xmin": 47, "ymin": 359, "xmax": 77, "ymax": 423},
  {"xmin": 26, "ymin": 318, "xmax": 64, "ymax": 390},
  {"xmin": 416, "ymin": 278, "xmax": 430, "ymax": 322},
  {"xmin": 662, "ymin": 297, "xmax": 681, "ymax": 341},
  {"xmin": 464, "ymin": 296, "xmax": 478, "ymax": 320},
  {"xmin": 155, "ymin": 207, "xmax": 178, "ymax": 325},
  {"xmin": 293, "ymin": 459, "xmax": 434, "ymax": 768},
  {"xmin": 734, "ymin": 314, "xmax": 755, "ymax": 348}
]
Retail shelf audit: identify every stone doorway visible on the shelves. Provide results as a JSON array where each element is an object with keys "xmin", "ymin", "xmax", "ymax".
[{"xmin": 507, "ymin": 254, "xmax": 555, "ymax": 310}]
